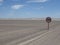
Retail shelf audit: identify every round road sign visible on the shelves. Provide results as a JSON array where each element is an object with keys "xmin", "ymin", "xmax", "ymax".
[{"xmin": 46, "ymin": 17, "xmax": 52, "ymax": 23}]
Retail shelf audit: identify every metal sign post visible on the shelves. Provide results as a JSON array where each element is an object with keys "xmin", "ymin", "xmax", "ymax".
[
  {"xmin": 48, "ymin": 23, "xmax": 49, "ymax": 30},
  {"xmin": 46, "ymin": 17, "xmax": 52, "ymax": 30}
]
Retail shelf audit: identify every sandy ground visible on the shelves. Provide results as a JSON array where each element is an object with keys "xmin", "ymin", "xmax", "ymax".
[
  {"xmin": 23, "ymin": 21, "xmax": 60, "ymax": 45},
  {"xmin": 0, "ymin": 20, "xmax": 60, "ymax": 45}
]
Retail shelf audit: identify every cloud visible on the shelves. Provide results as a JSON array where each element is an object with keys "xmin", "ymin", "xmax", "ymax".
[
  {"xmin": 0, "ymin": 0, "xmax": 3, "ymax": 5},
  {"xmin": 35, "ymin": 6, "xmax": 44, "ymax": 9},
  {"xmin": 0, "ymin": 0, "xmax": 3, "ymax": 2},
  {"xmin": 0, "ymin": 3, "xmax": 2, "ymax": 5},
  {"xmin": 27, "ymin": 0, "xmax": 48, "ymax": 3},
  {"xmin": 12, "ymin": 0, "xmax": 19, "ymax": 1},
  {"xmin": 11, "ymin": 5, "xmax": 24, "ymax": 10}
]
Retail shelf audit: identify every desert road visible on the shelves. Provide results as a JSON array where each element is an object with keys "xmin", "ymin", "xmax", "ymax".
[{"xmin": 0, "ymin": 20, "xmax": 60, "ymax": 45}]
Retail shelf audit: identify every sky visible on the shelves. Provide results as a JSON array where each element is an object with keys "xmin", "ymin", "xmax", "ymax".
[{"xmin": 0, "ymin": 0, "xmax": 60, "ymax": 18}]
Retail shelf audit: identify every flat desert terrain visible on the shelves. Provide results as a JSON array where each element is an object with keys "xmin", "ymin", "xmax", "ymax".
[{"xmin": 0, "ymin": 20, "xmax": 60, "ymax": 45}]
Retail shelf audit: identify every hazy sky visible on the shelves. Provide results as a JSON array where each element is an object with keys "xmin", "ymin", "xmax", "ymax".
[{"xmin": 0, "ymin": 0, "xmax": 60, "ymax": 18}]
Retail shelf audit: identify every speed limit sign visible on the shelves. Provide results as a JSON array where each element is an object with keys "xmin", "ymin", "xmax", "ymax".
[{"xmin": 46, "ymin": 17, "xmax": 52, "ymax": 30}]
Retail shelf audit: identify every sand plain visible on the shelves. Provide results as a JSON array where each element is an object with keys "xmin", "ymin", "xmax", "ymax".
[{"xmin": 0, "ymin": 20, "xmax": 60, "ymax": 45}]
